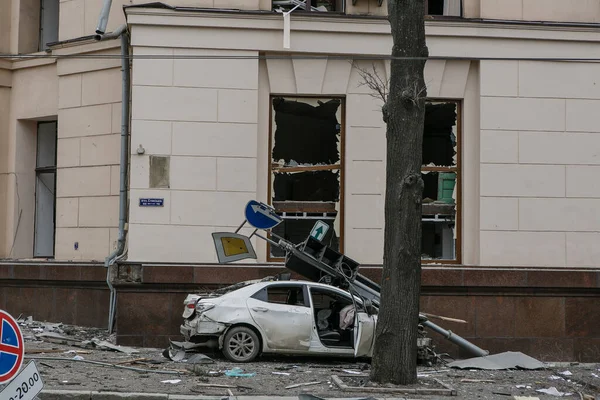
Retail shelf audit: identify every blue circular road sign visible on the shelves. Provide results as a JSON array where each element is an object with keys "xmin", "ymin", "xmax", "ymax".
[
  {"xmin": 0, "ymin": 310, "xmax": 24, "ymax": 383},
  {"xmin": 244, "ymin": 200, "xmax": 282, "ymax": 230}
]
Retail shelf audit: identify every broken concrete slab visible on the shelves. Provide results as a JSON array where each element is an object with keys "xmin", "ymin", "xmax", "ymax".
[
  {"xmin": 82, "ymin": 339, "xmax": 139, "ymax": 355},
  {"xmin": 447, "ymin": 351, "xmax": 546, "ymax": 370},
  {"xmin": 35, "ymin": 332, "xmax": 83, "ymax": 346}
]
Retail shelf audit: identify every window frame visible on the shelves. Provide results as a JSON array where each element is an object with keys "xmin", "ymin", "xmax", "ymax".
[
  {"xmin": 421, "ymin": 99, "xmax": 462, "ymax": 265},
  {"xmin": 38, "ymin": 0, "xmax": 59, "ymax": 52},
  {"xmin": 272, "ymin": 0, "xmax": 346, "ymax": 14},
  {"xmin": 267, "ymin": 95, "xmax": 346, "ymax": 263},
  {"xmin": 424, "ymin": 0, "xmax": 463, "ymax": 17},
  {"xmin": 33, "ymin": 120, "xmax": 58, "ymax": 259},
  {"xmin": 251, "ymin": 283, "xmax": 311, "ymax": 308}
]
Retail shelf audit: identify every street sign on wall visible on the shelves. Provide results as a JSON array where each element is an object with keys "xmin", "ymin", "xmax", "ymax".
[{"xmin": 0, "ymin": 310, "xmax": 24, "ymax": 384}]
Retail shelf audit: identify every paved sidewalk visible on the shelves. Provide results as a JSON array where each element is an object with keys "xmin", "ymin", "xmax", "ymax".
[{"xmin": 38, "ymin": 391, "xmax": 405, "ymax": 400}]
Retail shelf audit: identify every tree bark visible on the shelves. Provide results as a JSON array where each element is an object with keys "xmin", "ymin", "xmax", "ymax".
[{"xmin": 370, "ymin": 0, "xmax": 428, "ymax": 385}]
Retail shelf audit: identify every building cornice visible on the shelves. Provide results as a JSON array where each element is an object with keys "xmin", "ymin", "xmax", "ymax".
[
  {"xmin": 125, "ymin": 7, "xmax": 600, "ymax": 59},
  {"xmin": 125, "ymin": 7, "xmax": 600, "ymax": 42}
]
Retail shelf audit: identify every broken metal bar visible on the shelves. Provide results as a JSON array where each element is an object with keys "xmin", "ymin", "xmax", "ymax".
[
  {"xmin": 253, "ymin": 232, "xmax": 280, "ymax": 247},
  {"xmin": 234, "ymin": 219, "xmax": 247, "ymax": 234},
  {"xmin": 421, "ymin": 319, "xmax": 488, "ymax": 357}
]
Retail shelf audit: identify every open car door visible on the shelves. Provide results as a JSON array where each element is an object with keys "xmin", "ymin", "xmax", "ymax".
[{"xmin": 354, "ymin": 311, "xmax": 376, "ymax": 357}]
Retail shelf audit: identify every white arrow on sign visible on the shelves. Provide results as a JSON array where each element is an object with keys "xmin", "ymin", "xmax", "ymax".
[
  {"xmin": 310, "ymin": 220, "xmax": 329, "ymax": 241},
  {"xmin": 251, "ymin": 204, "xmax": 281, "ymax": 223}
]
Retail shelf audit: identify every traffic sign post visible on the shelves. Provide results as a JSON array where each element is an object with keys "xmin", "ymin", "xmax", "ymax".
[
  {"xmin": 0, "ymin": 360, "xmax": 44, "ymax": 400},
  {"xmin": 244, "ymin": 200, "xmax": 282, "ymax": 230},
  {"xmin": 310, "ymin": 220, "xmax": 329, "ymax": 242},
  {"xmin": 0, "ymin": 310, "xmax": 24, "ymax": 384}
]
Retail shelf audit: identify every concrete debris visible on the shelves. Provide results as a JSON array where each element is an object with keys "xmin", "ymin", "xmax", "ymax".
[
  {"xmin": 35, "ymin": 332, "xmax": 83, "ymax": 346},
  {"xmin": 560, "ymin": 371, "xmax": 573, "ymax": 376},
  {"xmin": 285, "ymin": 381, "xmax": 322, "ymax": 389},
  {"xmin": 186, "ymin": 353, "xmax": 214, "ymax": 364},
  {"xmin": 447, "ymin": 351, "xmax": 546, "ymax": 370},
  {"xmin": 83, "ymin": 338, "xmax": 139, "ymax": 355},
  {"xmin": 536, "ymin": 387, "xmax": 572, "ymax": 397},
  {"xmin": 341, "ymin": 369, "xmax": 363, "ymax": 375}
]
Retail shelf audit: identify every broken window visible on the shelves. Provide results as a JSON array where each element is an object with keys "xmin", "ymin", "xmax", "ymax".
[
  {"xmin": 269, "ymin": 97, "xmax": 344, "ymax": 260},
  {"xmin": 252, "ymin": 285, "xmax": 309, "ymax": 307},
  {"xmin": 421, "ymin": 101, "xmax": 459, "ymax": 262},
  {"xmin": 425, "ymin": 0, "xmax": 462, "ymax": 16},
  {"xmin": 272, "ymin": 0, "xmax": 344, "ymax": 12}
]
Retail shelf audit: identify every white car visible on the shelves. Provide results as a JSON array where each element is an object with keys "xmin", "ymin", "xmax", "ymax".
[{"xmin": 180, "ymin": 279, "xmax": 377, "ymax": 362}]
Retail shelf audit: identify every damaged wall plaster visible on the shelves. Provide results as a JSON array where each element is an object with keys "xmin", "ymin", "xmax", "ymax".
[{"xmin": 149, "ymin": 155, "xmax": 170, "ymax": 189}]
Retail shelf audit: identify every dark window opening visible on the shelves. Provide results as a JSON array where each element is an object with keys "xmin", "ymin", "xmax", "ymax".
[
  {"xmin": 421, "ymin": 101, "xmax": 459, "ymax": 262},
  {"xmin": 39, "ymin": 0, "xmax": 59, "ymax": 51},
  {"xmin": 34, "ymin": 121, "xmax": 57, "ymax": 258},
  {"xmin": 269, "ymin": 97, "xmax": 344, "ymax": 261},
  {"xmin": 272, "ymin": 0, "xmax": 344, "ymax": 13},
  {"xmin": 425, "ymin": 0, "xmax": 462, "ymax": 16}
]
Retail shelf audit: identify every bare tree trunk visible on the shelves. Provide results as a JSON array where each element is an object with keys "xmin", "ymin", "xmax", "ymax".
[{"xmin": 370, "ymin": 0, "xmax": 428, "ymax": 385}]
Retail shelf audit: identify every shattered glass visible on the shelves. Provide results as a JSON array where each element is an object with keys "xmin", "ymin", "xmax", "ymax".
[{"xmin": 270, "ymin": 97, "xmax": 343, "ymax": 259}]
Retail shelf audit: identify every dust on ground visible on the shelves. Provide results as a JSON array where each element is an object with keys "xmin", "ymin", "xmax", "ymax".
[{"xmin": 14, "ymin": 318, "xmax": 600, "ymax": 399}]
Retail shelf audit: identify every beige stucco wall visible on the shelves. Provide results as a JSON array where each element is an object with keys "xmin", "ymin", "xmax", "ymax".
[
  {"xmin": 0, "ymin": 1, "xmax": 12, "ymax": 53},
  {"xmin": 54, "ymin": 44, "xmax": 123, "ymax": 261},
  {"xmin": 59, "ymin": 0, "xmax": 130, "ymax": 41},
  {"xmin": 127, "ymin": 46, "xmax": 260, "ymax": 262},
  {"xmin": 479, "ymin": 60, "xmax": 600, "ymax": 268},
  {"xmin": 0, "ymin": 74, "xmax": 12, "ymax": 257},
  {"xmin": 124, "ymin": 9, "xmax": 600, "ymax": 268},
  {"xmin": 479, "ymin": 0, "xmax": 600, "ymax": 23},
  {"xmin": 2, "ymin": 61, "xmax": 58, "ymax": 259}
]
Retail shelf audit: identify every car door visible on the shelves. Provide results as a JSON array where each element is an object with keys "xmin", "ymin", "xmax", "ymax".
[
  {"xmin": 246, "ymin": 284, "xmax": 312, "ymax": 351},
  {"xmin": 354, "ymin": 310, "xmax": 376, "ymax": 357}
]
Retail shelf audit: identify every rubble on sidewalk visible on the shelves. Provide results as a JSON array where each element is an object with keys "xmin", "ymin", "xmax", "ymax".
[{"xmin": 12, "ymin": 317, "xmax": 600, "ymax": 399}]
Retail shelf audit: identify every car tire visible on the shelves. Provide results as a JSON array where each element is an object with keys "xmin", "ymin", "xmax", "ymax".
[{"xmin": 222, "ymin": 326, "xmax": 261, "ymax": 363}]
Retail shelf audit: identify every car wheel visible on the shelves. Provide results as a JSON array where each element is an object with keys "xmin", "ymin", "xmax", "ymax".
[{"xmin": 223, "ymin": 326, "xmax": 260, "ymax": 363}]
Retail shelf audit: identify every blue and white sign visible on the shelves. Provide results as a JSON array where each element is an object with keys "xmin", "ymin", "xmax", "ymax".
[
  {"xmin": 244, "ymin": 200, "xmax": 282, "ymax": 230},
  {"xmin": 139, "ymin": 198, "xmax": 164, "ymax": 207},
  {"xmin": 0, "ymin": 310, "xmax": 24, "ymax": 384},
  {"xmin": 310, "ymin": 220, "xmax": 329, "ymax": 242},
  {"xmin": 0, "ymin": 360, "xmax": 44, "ymax": 400}
]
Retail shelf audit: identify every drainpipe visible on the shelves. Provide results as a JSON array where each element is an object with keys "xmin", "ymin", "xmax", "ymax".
[
  {"xmin": 96, "ymin": 24, "xmax": 130, "ymax": 334},
  {"xmin": 96, "ymin": 0, "xmax": 113, "ymax": 35}
]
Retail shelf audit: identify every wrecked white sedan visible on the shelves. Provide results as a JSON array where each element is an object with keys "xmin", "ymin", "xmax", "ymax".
[{"xmin": 180, "ymin": 279, "xmax": 376, "ymax": 362}]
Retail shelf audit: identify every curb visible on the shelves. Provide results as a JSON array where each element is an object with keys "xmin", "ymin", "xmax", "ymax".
[{"xmin": 38, "ymin": 391, "xmax": 408, "ymax": 400}]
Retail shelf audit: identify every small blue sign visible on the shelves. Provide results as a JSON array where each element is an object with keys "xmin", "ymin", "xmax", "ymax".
[
  {"xmin": 139, "ymin": 198, "xmax": 164, "ymax": 207},
  {"xmin": 244, "ymin": 200, "xmax": 282, "ymax": 230}
]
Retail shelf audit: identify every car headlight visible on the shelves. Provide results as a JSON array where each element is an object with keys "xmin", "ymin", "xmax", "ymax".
[{"xmin": 196, "ymin": 302, "xmax": 215, "ymax": 314}]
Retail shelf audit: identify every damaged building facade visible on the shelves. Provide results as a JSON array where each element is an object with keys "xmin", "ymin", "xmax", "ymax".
[{"xmin": 1, "ymin": 0, "xmax": 600, "ymax": 359}]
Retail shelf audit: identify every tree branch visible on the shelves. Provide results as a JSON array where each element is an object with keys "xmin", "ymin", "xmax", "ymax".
[{"xmin": 351, "ymin": 62, "xmax": 390, "ymax": 104}]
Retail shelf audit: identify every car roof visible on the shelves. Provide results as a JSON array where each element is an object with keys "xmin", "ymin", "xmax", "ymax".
[{"xmin": 245, "ymin": 279, "xmax": 355, "ymax": 295}]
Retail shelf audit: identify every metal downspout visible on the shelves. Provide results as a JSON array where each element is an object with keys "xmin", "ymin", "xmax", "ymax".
[
  {"xmin": 96, "ymin": 25, "xmax": 130, "ymax": 334},
  {"xmin": 96, "ymin": 0, "xmax": 113, "ymax": 35}
]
